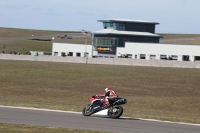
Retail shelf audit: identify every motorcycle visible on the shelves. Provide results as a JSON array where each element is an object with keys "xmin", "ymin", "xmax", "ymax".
[{"xmin": 82, "ymin": 94, "xmax": 127, "ymax": 119}]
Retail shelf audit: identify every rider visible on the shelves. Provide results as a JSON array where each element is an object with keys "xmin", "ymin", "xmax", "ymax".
[{"xmin": 104, "ymin": 87, "xmax": 118, "ymax": 107}]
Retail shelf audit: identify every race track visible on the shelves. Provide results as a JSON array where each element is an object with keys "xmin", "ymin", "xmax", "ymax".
[{"xmin": 0, "ymin": 106, "xmax": 199, "ymax": 133}]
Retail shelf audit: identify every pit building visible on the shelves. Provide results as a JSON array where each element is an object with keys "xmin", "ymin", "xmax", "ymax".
[{"xmin": 52, "ymin": 19, "xmax": 200, "ymax": 62}]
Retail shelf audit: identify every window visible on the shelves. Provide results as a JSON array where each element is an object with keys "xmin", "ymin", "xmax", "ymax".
[
  {"xmin": 119, "ymin": 23, "xmax": 125, "ymax": 30},
  {"xmin": 171, "ymin": 55, "xmax": 178, "ymax": 60},
  {"xmin": 140, "ymin": 54, "xmax": 146, "ymax": 59},
  {"xmin": 195, "ymin": 56, "xmax": 200, "ymax": 61},
  {"xmin": 54, "ymin": 52, "xmax": 58, "ymax": 56},
  {"xmin": 183, "ymin": 55, "xmax": 190, "ymax": 61},
  {"xmin": 118, "ymin": 38, "xmax": 124, "ymax": 47},
  {"xmin": 103, "ymin": 23, "xmax": 116, "ymax": 29},
  {"xmin": 150, "ymin": 55, "xmax": 156, "ymax": 59},
  {"xmin": 160, "ymin": 55, "xmax": 167, "ymax": 60},
  {"xmin": 68, "ymin": 52, "xmax": 73, "ymax": 56},
  {"xmin": 61, "ymin": 52, "xmax": 66, "ymax": 57},
  {"xmin": 94, "ymin": 37, "xmax": 116, "ymax": 47},
  {"xmin": 127, "ymin": 54, "xmax": 132, "ymax": 58},
  {"xmin": 84, "ymin": 52, "xmax": 89, "ymax": 57},
  {"xmin": 76, "ymin": 53, "xmax": 81, "ymax": 57}
]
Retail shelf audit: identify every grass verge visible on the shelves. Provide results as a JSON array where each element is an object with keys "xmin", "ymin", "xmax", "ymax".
[
  {"xmin": 0, "ymin": 60, "xmax": 199, "ymax": 124},
  {"xmin": 0, "ymin": 123, "xmax": 109, "ymax": 133}
]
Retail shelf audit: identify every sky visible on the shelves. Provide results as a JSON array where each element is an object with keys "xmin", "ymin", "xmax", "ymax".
[{"xmin": 0, "ymin": 0, "xmax": 199, "ymax": 33}]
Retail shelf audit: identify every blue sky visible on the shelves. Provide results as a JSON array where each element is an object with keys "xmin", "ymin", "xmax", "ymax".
[{"xmin": 0, "ymin": 0, "xmax": 199, "ymax": 33}]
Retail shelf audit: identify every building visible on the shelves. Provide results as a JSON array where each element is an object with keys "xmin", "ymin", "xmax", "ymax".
[
  {"xmin": 117, "ymin": 42, "xmax": 200, "ymax": 61},
  {"xmin": 52, "ymin": 43, "xmax": 91, "ymax": 57},
  {"xmin": 52, "ymin": 19, "xmax": 161, "ymax": 58},
  {"xmin": 52, "ymin": 19, "xmax": 200, "ymax": 62},
  {"xmin": 93, "ymin": 19, "xmax": 161, "ymax": 57}
]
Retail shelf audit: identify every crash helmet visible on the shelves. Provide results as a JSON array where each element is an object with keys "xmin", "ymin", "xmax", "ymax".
[{"xmin": 104, "ymin": 87, "xmax": 111, "ymax": 94}]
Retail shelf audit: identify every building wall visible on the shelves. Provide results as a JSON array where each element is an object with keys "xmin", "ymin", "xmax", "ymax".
[
  {"xmin": 125, "ymin": 23, "xmax": 155, "ymax": 33},
  {"xmin": 52, "ymin": 43, "xmax": 93, "ymax": 58},
  {"xmin": 117, "ymin": 42, "xmax": 200, "ymax": 61},
  {"xmin": 52, "ymin": 42, "xmax": 200, "ymax": 62}
]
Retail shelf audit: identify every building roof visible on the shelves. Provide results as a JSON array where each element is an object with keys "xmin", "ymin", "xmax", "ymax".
[
  {"xmin": 98, "ymin": 19, "xmax": 159, "ymax": 24},
  {"xmin": 93, "ymin": 29, "xmax": 161, "ymax": 37}
]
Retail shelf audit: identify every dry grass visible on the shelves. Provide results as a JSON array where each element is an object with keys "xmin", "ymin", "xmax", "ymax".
[
  {"xmin": 0, "ymin": 27, "xmax": 68, "ymax": 37},
  {"xmin": 0, "ymin": 60, "xmax": 199, "ymax": 124},
  {"xmin": 0, "ymin": 123, "xmax": 109, "ymax": 133},
  {"xmin": 0, "ymin": 40, "xmax": 52, "ymax": 54},
  {"xmin": 0, "ymin": 27, "xmax": 91, "ymax": 54},
  {"xmin": 160, "ymin": 34, "xmax": 200, "ymax": 40},
  {"xmin": 161, "ymin": 39, "xmax": 200, "ymax": 45},
  {"xmin": 160, "ymin": 34, "xmax": 200, "ymax": 45},
  {"xmin": 0, "ymin": 36, "xmax": 91, "ymax": 54}
]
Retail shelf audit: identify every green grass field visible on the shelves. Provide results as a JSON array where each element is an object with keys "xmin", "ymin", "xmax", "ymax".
[
  {"xmin": 0, "ymin": 123, "xmax": 109, "ymax": 133},
  {"xmin": 0, "ymin": 60, "xmax": 199, "ymax": 124},
  {"xmin": 0, "ymin": 28, "xmax": 200, "ymax": 132}
]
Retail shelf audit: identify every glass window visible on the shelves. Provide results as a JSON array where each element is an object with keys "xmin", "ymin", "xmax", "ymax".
[
  {"xmin": 140, "ymin": 54, "xmax": 146, "ymax": 59},
  {"xmin": 171, "ymin": 55, "xmax": 178, "ymax": 60},
  {"xmin": 54, "ymin": 52, "xmax": 58, "ymax": 56},
  {"xmin": 94, "ymin": 37, "xmax": 117, "ymax": 47},
  {"xmin": 103, "ymin": 23, "xmax": 116, "ymax": 29},
  {"xmin": 118, "ymin": 38, "xmax": 124, "ymax": 47},
  {"xmin": 150, "ymin": 55, "xmax": 156, "ymax": 59},
  {"xmin": 119, "ymin": 23, "xmax": 126, "ymax": 30}
]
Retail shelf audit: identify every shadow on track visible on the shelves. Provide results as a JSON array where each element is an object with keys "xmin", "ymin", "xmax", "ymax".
[{"xmin": 90, "ymin": 115, "xmax": 140, "ymax": 121}]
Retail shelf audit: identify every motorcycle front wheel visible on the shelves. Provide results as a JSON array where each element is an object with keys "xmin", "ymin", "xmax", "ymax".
[
  {"xmin": 108, "ymin": 105, "xmax": 123, "ymax": 119},
  {"xmin": 82, "ymin": 104, "xmax": 94, "ymax": 116}
]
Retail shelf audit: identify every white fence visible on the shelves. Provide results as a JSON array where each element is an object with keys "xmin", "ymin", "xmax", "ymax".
[{"xmin": 1, "ymin": 54, "xmax": 200, "ymax": 69}]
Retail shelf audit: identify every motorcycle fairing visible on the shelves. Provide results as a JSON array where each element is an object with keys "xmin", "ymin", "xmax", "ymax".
[{"xmin": 91, "ymin": 99, "xmax": 103, "ymax": 112}]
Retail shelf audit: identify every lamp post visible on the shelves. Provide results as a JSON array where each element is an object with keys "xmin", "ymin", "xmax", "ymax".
[
  {"xmin": 85, "ymin": 38, "xmax": 87, "ymax": 53},
  {"xmin": 91, "ymin": 33, "xmax": 94, "ymax": 58},
  {"xmin": 85, "ymin": 38, "xmax": 88, "ymax": 63}
]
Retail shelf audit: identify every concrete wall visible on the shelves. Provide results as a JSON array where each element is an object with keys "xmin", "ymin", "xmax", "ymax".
[{"xmin": 1, "ymin": 54, "xmax": 200, "ymax": 69}]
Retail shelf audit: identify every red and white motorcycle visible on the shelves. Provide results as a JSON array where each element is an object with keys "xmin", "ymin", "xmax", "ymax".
[{"xmin": 82, "ymin": 94, "xmax": 127, "ymax": 119}]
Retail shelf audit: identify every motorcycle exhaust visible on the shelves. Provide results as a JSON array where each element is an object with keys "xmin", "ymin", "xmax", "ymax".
[{"xmin": 113, "ymin": 99, "xmax": 127, "ymax": 105}]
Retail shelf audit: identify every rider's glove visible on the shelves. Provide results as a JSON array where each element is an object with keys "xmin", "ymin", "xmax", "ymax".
[{"xmin": 95, "ymin": 95, "xmax": 99, "ymax": 99}]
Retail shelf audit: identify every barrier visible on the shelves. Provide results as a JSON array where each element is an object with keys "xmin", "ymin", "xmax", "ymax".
[{"xmin": 0, "ymin": 54, "xmax": 199, "ymax": 69}]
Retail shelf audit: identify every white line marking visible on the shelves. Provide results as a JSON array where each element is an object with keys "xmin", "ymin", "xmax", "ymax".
[
  {"xmin": 0, "ymin": 105, "xmax": 199, "ymax": 126},
  {"xmin": 0, "ymin": 105, "xmax": 81, "ymax": 114},
  {"xmin": 122, "ymin": 116, "xmax": 200, "ymax": 126}
]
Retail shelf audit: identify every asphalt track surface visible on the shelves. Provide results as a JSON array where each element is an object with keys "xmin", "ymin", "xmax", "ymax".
[{"xmin": 0, "ymin": 106, "xmax": 199, "ymax": 133}]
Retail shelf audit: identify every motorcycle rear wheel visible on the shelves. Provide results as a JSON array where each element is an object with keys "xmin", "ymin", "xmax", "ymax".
[
  {"xmin": 108, "ymin": 105, "xmax": 123, "ymax": 119},
  {"xmin": 82, "ymin": 104, "xmax": 94, "ymax": 116}
]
